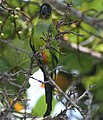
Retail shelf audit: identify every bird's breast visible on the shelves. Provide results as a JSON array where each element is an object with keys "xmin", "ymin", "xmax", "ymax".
[
  {"xmin": 34, "ymin": 23, "xmax": 50, "ymax": 50},
  {"xmin": 41, "ymin": 50, "xmax": 48, "ymax": 64}
]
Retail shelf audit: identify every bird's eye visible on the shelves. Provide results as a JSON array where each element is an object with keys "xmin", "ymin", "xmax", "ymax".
[{"xmin": 42, "ymin": 5, "xmax": 47, "ymax": 11}]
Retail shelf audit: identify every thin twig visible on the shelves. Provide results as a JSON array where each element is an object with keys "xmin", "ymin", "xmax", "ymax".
[
  {"xmin": 30, "ymin": 76, "xmax": 49, "ymax": 84},
  {"xmin": 0, "ymin": 38, "xmax": 30, "ymax": 55},
  {"xmin": 77, "ymin": 84, "xmax": 95, "ymax": 102}
]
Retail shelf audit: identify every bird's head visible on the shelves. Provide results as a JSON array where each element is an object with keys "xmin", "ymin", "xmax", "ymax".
[{"xmin": 39, "ymin": 3, "xmax": 52, "ymax": 19}]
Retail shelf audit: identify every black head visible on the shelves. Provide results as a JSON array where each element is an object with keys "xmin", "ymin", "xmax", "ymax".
[{"xmin": 39, "ymin": 3, "xmax": 52, "ymax": 19}]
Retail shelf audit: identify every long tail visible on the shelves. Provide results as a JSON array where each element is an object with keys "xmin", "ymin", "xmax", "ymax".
[
  {"xmin": 30, "ymin": 37, "xmax": 53, "ymax": 117},
  {"xmin": 37, "ymin": 60, "xmax": 53, "ymax": 117},
  {"xmin": 43, "ymin": 72, "xmax": 53, "ymax": 117},
  {"xmin": 43, "ymin": 52, "xmax": 58, "ymax": 117}
]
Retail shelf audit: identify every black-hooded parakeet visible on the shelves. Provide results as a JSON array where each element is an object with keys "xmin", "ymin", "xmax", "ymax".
[{"xmin": 30, "ymin": 3, "xmax": 59, "ymax": 117}]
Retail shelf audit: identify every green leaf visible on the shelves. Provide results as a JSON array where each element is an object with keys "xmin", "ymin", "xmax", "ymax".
[
  {"xmin": 60, "ymin": 50, "xmax": 94, "ymax": 74},
  {"xmin": 0, "ymin": 56, "xmax": 9, "ymax": 72},
  {"xmin": 32, "ymin": 95, "xmax": 57, "ymax": 116}
]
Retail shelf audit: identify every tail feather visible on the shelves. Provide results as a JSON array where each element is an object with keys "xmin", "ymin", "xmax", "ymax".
[
  {"xmin": 38, "ymin": 61, "xmax": 53, "ymax": 117},
  {"xmin": 43, "ymin": 52, "xmax": 58, "ymax": 117},
  {"xmin": 43, "ymin": 73, "xmax": 53, "ymax": 117}
]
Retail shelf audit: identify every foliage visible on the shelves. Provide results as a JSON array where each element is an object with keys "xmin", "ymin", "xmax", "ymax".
[{"xmin": 0, "ymin": 0, "xmax": 103, "ymax": 119}]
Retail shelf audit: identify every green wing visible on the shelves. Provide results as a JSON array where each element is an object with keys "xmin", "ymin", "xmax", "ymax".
[
  {"xmin": 30, "ymin": 20, "xmax": 52, "ymax": 51},
  {"xmin": 30, "ymin": 25, "xmax": 36, "ymax": 53},
  {"xmin": 48, "ymin": 23, "xmax": 59, "ymax": 69}
]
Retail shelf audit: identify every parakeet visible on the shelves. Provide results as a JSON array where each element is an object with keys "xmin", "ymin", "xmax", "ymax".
[{"xmin": 30, "ymin": 3, "xmax": 59, "ymax": 117}]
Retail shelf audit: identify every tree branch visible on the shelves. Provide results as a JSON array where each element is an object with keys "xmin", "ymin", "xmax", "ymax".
[
  {"xmin": 48, "ymin": 75, "xmax": 86, "ymax": 119},
  {"xmin": 61, "ymin": 40, "xmax": 103, "ymax": 61},
  {"xmin": 43, "ymin": 0, "xmax": 103, "ymax": 29}
]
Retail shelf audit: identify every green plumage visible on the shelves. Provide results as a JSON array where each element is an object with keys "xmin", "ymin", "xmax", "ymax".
[
  {"xmin": 30, "ymin": 3, "xmax": 59, "ymax": 117},
  {"xmin": 30, "ymin": 17, "xmax": 59, "ymax": 69}
]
